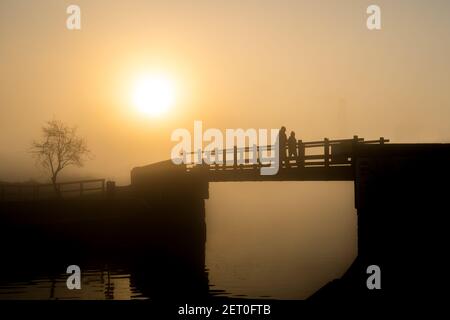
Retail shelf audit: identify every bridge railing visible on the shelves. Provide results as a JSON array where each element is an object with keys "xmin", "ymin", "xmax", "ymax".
[
  {"xmin": 0, "ymin": 179, "xmax": 106, "ymax": 202},
  {"xmin": 182, "ymin": 136, "xmax": 388, "ymax": 171}
]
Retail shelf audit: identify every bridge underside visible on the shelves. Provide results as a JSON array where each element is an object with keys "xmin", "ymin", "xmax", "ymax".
[
  {"xmin": 131, "ymin": 160, "xmax": 355, "ymax": 184},
  {"xmin": 195, "ymin": 166, "xmax": 354, "ymax": 182}
]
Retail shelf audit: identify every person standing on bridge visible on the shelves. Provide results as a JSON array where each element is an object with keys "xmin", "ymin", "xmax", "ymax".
[
  {"xmin": 288, "ymin": 131, "xmax": 298, "ymax": 162},
  {"xmin": 278, "ymin": 126, "xmax": 288, "ymax": 167}
]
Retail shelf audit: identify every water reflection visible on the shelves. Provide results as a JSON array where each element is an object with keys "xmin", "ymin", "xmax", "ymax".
[
  {"xmin": 0, "ymin": 265, "xmax": 247, "ymax": 300},
  {"xmin": 205, "ymin": 182, "xmax": 357, "ymax": 300},
  {"xmin": 0, "ymin": 182, "xmax": 356, "ymax": 300},
  {"xmin": 0, "ymin": 269, "xmax": 145, "ymax": 300}
]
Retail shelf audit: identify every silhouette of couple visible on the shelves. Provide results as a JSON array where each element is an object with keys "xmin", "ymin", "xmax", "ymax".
[{"xmin": 279, "ymin": 126, "xmax": 297, "ymax": 165}]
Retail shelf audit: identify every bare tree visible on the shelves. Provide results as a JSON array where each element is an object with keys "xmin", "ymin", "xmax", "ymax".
[{"xmin": 31, "ymin": 120, "xmax": 90, "ymax": 196}]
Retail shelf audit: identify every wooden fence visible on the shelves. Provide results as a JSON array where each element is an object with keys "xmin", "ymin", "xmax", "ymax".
[{"xmin": 0, "ymin": 179, "xmax": 106, "ymax": 202}]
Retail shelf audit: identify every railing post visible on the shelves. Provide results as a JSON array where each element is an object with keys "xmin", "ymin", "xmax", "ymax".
[
  {"xmin": 297, "ymin": 140, "xmax": 304, "ymax": 168},
  {"xmin": 252, "ymin": 144, "xmax": 258, "ymax": 170},
  {"xmin": 239, "ymin": 147, "xmax": 244, "ymax": 170},
  {"xmin": 324, "ymin": 138, "xmax": 330, "ymax": 168},
  {"xmin": 214, "ymin": 148, "xmax": 219, "ymax": 170},
  {"xmin": 380, "ymin": 137, "xmax": 385, "ymax": 145},
  {"xmin": 257, "ymin": 145, "xmax": 262, "ymax": 167},
  {"xmin": 233, "ymin": 146, "xmax": 238, "ymax": 169},
  {"xmin": 223, "ymin": 148, "xmax": 227, "ymax": 169}
]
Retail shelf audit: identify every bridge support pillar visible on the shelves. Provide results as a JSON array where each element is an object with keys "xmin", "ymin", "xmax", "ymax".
[{"xmin": 312, "ymin": 144, "xmax": 450, "ymax": 300}]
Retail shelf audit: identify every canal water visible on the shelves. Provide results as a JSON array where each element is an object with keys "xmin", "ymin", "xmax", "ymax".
[{"xmin": 0, "ymin": 182, "xmax": 356, "ymax": 300}]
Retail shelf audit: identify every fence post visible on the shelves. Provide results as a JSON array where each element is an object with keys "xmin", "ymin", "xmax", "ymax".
[
  {"xmin": 324, "ymin": 138, "xmax": 330, "ymax": 168},
  {"xmin": 380, "ymin": 137, "xmax": 385, "ymax": 145},
  {"xmin": 106, "ymin": 181, "xmax": 115, "ymax": 198},
  {"xmin": 233, "ymin": 146, "xmax": 238, "ymax": 169}
]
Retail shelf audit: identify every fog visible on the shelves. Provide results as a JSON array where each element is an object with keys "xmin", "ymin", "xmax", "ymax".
[
  {"xmin": 206, "ymin": 182, "xmax": 356, "ymax": 299},
  {"xmin": 1, "ymin": 0, "xmax": 450, "ymax": 184}
]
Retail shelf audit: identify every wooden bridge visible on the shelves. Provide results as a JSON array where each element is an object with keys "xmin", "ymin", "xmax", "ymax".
[
  {"xmin": 182, "ymin": 136, "xmax": 388, "ymax": 182},
  {"xmin": 1, "ymin": 136, "xmax": 388, "ymax": 201}
]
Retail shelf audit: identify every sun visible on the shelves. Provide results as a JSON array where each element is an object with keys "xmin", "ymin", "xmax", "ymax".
[{"xmin": 132, "ymin": 74, "xmax": 176, "ymax": 117}]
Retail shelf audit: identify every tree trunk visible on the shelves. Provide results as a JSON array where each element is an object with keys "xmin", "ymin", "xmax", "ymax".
[{"xmin": 51, "ymin": 175, "xmax": 61, "ymax": 199}]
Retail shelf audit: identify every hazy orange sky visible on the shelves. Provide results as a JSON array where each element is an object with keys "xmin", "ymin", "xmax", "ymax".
[
  {"xmin": 2, "ymin": 0, "xmax": 449, "ymax": 299},
  {"xmin": 1, "ymin": 0, "xmax": 450, "ymax": 183}
]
